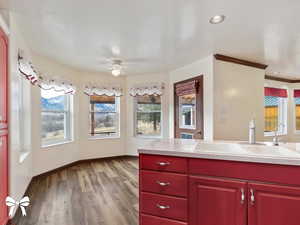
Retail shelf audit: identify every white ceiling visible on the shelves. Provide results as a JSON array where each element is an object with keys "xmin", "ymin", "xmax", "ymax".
[{"xmin": 6, "ymin": 0, "xmax": 300, "ymax": 77}]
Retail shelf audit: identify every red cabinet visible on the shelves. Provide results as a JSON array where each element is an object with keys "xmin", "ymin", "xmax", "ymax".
[
  {"xmin": 0, "ymin": 27, "xmax": 8, "ymax": 225},
  {"xmin": 140, "ymin": 154, "xmax": 187, "ymax": 174},
  {"xmin": 140, "ymin": 170, "xmax": 187, "ymax": 197},
  {"xmin": 248, "ymin": 182, "xmax": 300, "ymax": 225},
  {"xmin": 189, "ymin": 176, "xmax": 247, "ymax": 225},
  {"xmin": 139, "ymin": 154, "xmax": 300, "ymax": 225},
  {"xmin": 141, "ymin": 192, "xmax": 188, "ymax": 222},
  {"xmin": 141, "ymin": 214, "xmax": 187, "ymax": 225}
]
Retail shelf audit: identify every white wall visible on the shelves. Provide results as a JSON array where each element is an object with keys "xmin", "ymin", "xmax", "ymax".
[
  {"xmin": 213, "ymin": 60, "xmax": 265, "ymax": 141},
  {"xmin": 169, "ymin": 55, "xmax": 214, "ymax": 140},
  {"xmin": 125, "ymin": 73, "xmax": 170, "ymax": 155},
  {"xmin": 31, "ymin": 54, "xmax": 127, "ymax": 175}
]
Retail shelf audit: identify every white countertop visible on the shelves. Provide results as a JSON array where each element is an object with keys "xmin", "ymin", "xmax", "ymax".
[{"xmin": 138, "ymin": 139, "xmax": 300, "ymax": 166}]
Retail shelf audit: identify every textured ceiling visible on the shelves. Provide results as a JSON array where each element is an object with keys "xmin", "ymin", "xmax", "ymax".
[{"xmin": 6, "ymin": 0, "xmax": 300, "ymax": 77}]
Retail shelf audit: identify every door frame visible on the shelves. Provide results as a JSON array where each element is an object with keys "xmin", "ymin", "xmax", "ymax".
[
  {"xmin": 173, "ymin": 75, "xmax": 204, "ymax": 139},
  {"xmin": 0, "ymin": 26, "xmax": 9, "ymax": 225}
]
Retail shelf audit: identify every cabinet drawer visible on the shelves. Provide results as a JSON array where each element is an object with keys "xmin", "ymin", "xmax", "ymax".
[
  {"xmin": 141, "ymin": 214, "xmax": 187, "ymax": 225},
  {"xmin": 140, "ymin": 170, "xmax": 187, "ymax": 197},
  {"xmin": 140, "ymin": 192, "xmax": 187, "ymax": 222},
  {"xmin": 140, "ymin": 154, "xmax": 187, "ymax": 174}
]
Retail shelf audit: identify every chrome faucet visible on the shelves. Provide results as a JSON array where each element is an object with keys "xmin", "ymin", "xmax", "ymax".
[
  {"xmin": 272, "ymin": 131, "xmax": 279, "ymax": 146},
  {"xmin": 272, "ymin": 123, "xmax": 284, "ymax": 146}
]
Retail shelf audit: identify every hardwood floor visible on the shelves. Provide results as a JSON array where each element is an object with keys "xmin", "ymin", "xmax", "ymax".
[{"xmin": 11, "ymin": 156, "xmax": 139, "ymax": 225}]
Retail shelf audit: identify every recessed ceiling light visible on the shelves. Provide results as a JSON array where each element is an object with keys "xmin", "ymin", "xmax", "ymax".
[{"xmin": 209, "ymin": 15, "xmax": 226, "ymax": 24}]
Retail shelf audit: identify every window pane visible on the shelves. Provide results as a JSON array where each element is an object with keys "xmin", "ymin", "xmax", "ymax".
[
  {"xmin": 41, "ymin": 90, "xmax": 66, "ymax": 111},
  {"xmin": 136, "ymin": 112, "xmax": 161, "ymax": 136},
  {"xmin": 89, "ymin": 95, "xmax": 119, "ymax": 136},
  {"xmin": 93, "ymin": 103, "xmax": 116, "ymax": 112},
  {"xmin": 137, "ymin": 95, "xmax": 161, "ymax": 112},
  {"xmin": 179, "ymin": 94, "xmax": 196, "ymax": 129},
  {"xmin": 264, "ymin": 96, "xmax": 279, "ymax": 132},
  {"xmin": 91, "ymin": 112, "xmax": 117, "ymax": 135},
  {"xmin": 41, "ymin": 112, "xmax": 66, "ymax": 143},
  {"xmin": 136, "ymin": 95, "xmax": 161, "ymax": 136}
]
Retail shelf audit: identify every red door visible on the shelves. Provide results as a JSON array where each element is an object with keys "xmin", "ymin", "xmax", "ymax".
[
  {"xmin": 189, "ymin": 176, "xmax": 247, "ymax": 225},
  {"xmin": 248, "ymin": 182, "xmax": 300, "ymax": 225},
  {"xmin": 0, "ymin": 131, "xmax": 8, "ymax": 225},
  {"xmin": 0, "ymin": 27, "xmax": 8, "ymax": 225},
  {"xmin": 0, "ymin": 28, "xmax": 7, "ymax": 128}
]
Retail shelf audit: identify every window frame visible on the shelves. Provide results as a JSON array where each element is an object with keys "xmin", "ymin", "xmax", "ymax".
[
  {"xmin": 41, "ymin": 90, "xmax": 73, "ymax": 147},
  {"xmin": 264, "ymin": 96, "xmax": 287, "ymax": 137},
  {"xmin": 293, "ymin": 90, "xmax": 300, "ymax": 134},
  {"xmin": 19, "ymin": 76, "xmax": 31, "ymax": 162},
  {"xmin": 89, "ymin": 96, "xmax": 120, "ymax": 139},
  {"xmin": 134, "ymin": 95, "xmax": 162, "ymax": 138},
  {"xmin": 178, "ymin": 94, "xmax": 197, "ymax": 130}
]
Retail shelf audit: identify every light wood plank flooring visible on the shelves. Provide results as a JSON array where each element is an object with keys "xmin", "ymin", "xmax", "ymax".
[{"xmin": 11, "ymin": 156, "xmax": 139, "ymax": 225}]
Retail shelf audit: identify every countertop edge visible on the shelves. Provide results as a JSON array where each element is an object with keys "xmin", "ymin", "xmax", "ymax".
[{"xmin": 138, "ymin": 149, "xmax": 300, "ymax": 167}]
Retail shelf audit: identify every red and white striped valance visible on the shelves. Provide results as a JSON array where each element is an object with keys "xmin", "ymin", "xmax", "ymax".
[
  {"xmin": 18, "ymin": 51, "xmax": 76, "ymax": 94},
  {"xmin": 294, "ymin": 90, "xmax": 300, "ymax": 98},
  {"xmin": 264, "ymin": 87, "xmax": 287, "ymax": 98},
  {"xmin": 18, "ymin": 54, "xmax": 39, "ymax": 85}
]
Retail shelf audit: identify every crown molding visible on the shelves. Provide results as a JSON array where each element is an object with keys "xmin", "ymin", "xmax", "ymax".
[
  {"xmin": 214, "ymin": 54, "xmax": 268, "ymax": 70},
  {"xmin": 265, "ymin": 75, "xmax": 300, "ymax": 83}
]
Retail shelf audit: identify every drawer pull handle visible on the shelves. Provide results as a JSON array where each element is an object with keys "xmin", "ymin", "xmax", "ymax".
[
  {"xmin": 156, "ymin": 181, "xmax": 170, "ymax": 186},
  {"xmin": 250, "ymin": 189, "xmax": 255, "ymax": 205},
  {"xmin": 156, "ymin": 204, "xmax": 170, "ymax": 210},
  {"xmin": 240, "ymin": 188, "xmax": 245, "ymax": 204},
  {"xmin": 157, "ymin": 162, "xmax": 170, "ymax": 166}
]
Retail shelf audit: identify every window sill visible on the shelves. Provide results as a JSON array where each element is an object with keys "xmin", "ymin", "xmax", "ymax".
[
  {"xmin": 89, "ymin": 136, "xmax": 120, "ymax": 140},
  {"xmin": 264, "ymin": 132, "xmax": 287, "ymax": 137},
  {"xmin": 42, "ymin": 140, "xmax": 74, "ymax": 148},
  {"xmin": 135, "ymin": 135, "xmax": 162, "ymax": 139},
  {"xmin": 19, "ymin": 151, "xmax": 30, "ymax": 163}
]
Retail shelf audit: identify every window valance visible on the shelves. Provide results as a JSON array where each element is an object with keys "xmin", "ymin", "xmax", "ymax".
[
  {"xmin": 294, "ymin": 90, "xmax": 300, "ymax": 98},
  {"xmin": 18, "ymin": 51, "xmax": 76, "ymax": 95},
  {"xmin": 18, "ymin": 53, "xmax": 39, "ymax": 84},
  {"xmin": 38, "ymin": 77, "xmax": 76, "ymax": 95},
  {"xmin": 175, "ymin": 80, "xmax": 199, "ymax": 96},
  {"xmin": 84, "ymin": 85, "xmax": 123, "ymax": 97},
  {"xmin": 264, "ymin": 87, "xmax": 287, "ymax": 98},
  {"xmin": 129, "ymin": 83, "xmax": 164, "ymax": 96}
]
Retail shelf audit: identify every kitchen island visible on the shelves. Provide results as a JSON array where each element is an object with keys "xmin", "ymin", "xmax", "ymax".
[{"xmin": 138, "ymin": 139, "xmax": 300, "ymax": 225}]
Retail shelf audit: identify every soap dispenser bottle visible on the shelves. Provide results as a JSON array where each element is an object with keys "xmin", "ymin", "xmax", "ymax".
[{"xmin": 249, "ymin": 119, "xmax": 256, "ymax": 144}]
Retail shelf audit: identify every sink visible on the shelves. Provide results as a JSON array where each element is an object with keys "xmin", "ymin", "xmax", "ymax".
[{"xmin": 196, "ymin": 143, "xmax": 247, "ymax": 154}]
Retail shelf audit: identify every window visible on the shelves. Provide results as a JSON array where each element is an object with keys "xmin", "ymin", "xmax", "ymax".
[
  {"xmin": 89, "ymin": 95, "xmax": 120, "ymax": 138},
  {"xmin": 294, "ymin": 90, "xmax": 300, "ymax": 132},
  {"xmin": 295, "ymin": 98, "xmax": 300, "ymax": 131},
  {"xmin": 179, "ymin": 94, "xmax": 196, "ymax": 129},
  {"xmin": 264, "ymin": 95, "xmax": 287, "ymax": 136},
  {"xmin": 41, "ymin": 89, "xmax": 73, "ymax": 146},
  {"xmin": 135, "ymin": 95, "xmax": 161, "ymax": 137}
]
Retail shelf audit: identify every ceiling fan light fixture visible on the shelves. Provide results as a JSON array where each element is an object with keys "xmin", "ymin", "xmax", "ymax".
[
  {"xmin": 112, "ymin": 69, "xmax": 121, "ymax": 76},
  {"xmin": 209, "ymin": 15, "xmax": 226, "ymax": 24},
  {"xmin": 111, "ymin": 60, "xmax": 122, "ymax": 76}
]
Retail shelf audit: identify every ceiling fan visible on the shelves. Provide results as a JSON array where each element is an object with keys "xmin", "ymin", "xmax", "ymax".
[{"xmin": 96, "ymin": 46, "xmax": 154, "ymax": 76}]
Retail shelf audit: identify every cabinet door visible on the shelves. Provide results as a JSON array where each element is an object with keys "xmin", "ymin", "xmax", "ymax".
[
  {"xmin": 248, "ymin": 182, "xmax": 300, "ymax": 225},
  {"xmin": 0, "ymin": 28, "xmax": 8, "ymax": 127},
  {"xmin": 0, "ymin": 131, "xmax": 8, "ymax": 225},
  {"xmin": 189, "ymin": 176, "xmax": 247, "ymax": 225}
]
